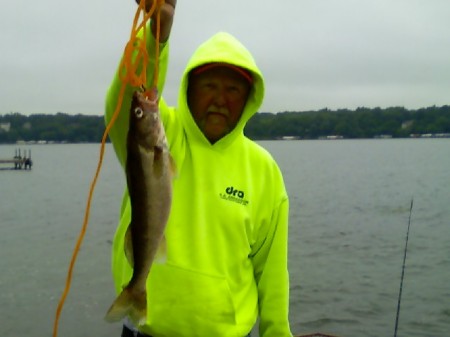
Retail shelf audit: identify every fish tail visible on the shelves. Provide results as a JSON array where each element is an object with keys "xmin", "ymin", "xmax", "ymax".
[
  {"xmin": 104, "ymin": 287, "xmax": 147, "ymax": 326},
  {"xmin": 154, "ymin": 235, "xmax": 167, "ymax": 264}
]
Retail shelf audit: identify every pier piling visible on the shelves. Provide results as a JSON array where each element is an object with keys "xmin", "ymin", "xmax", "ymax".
[{"xmin": 0, "ymin": 148, "xmax": 33, "ymax": 170}]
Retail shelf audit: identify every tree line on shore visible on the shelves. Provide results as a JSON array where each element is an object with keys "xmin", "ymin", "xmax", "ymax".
[
  {"xmin": 0, "ymin": 105, "xmax": 449, "ymax": 144},
  {"xmin": 245, "ymin": 105, "xmax": 450, "ymax": 140}
]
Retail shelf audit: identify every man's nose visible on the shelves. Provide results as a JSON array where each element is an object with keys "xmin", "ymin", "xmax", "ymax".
[{"xmin": 213, "ymin": 89, "xmax": 227, "ymax": 106}]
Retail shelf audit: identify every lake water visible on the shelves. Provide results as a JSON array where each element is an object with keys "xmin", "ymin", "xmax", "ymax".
[{"xmin": 0, "ymin": 139, "xmax": 449, "ymax": 337}]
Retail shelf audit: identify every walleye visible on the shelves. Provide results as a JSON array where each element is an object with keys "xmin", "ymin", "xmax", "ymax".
[{"xmin": 105, "ymin": 88, "xmax": 174, "ymax": 325}]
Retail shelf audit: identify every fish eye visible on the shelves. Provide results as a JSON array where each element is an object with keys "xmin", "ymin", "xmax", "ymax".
[{"xmin": 134, "ymin": 107, "xmax": 144, "ymax": 118}]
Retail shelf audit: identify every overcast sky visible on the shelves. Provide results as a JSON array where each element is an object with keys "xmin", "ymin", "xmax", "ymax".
[{"xmin": 1, "ymin": 0, "xmax": 449, "ymax": 115}]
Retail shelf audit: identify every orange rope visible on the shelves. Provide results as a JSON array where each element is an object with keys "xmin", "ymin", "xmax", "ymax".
[{"xmin": 52, "ymin": 1, "xmax": 163, "ymax": 336}]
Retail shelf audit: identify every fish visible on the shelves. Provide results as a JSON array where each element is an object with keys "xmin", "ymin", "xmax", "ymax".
[{"xmin": 105, "ymin": 88, "xmax": 174, "ymax": 326}]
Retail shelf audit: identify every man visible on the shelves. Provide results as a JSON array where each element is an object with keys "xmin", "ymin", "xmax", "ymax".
[{"xmin": 105, "ymin": 1, "xmax": 292, "ymax": 336}]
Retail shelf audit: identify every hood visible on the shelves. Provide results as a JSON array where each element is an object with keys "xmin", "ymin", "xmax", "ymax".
[{"xmin": 177, "ymin": 32, "xmax": 265, "ymax": 148}]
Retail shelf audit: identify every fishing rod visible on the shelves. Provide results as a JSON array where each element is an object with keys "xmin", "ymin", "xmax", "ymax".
[{"xmin": 393, "ymin": 198, "xmax": 414, "ymax": 337}]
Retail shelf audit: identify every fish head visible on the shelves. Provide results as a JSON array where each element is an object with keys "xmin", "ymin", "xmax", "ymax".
[{"xmin": 129, "ymin": 90, "xmax": 163, "ymax": 149}]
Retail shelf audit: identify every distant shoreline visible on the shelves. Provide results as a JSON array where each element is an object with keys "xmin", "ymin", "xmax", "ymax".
[
  {"xmin": 0, "ymin": 133, "xmax": 449, "ymax": 146},
  {"xmin": 1, "ymin": 105, "xmax": 449, "ymax": 143}
]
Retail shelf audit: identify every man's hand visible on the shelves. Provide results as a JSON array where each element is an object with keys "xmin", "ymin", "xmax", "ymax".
[{"xmin": 135, "ymin": 0, "xmax": 176, "ymax": 42}]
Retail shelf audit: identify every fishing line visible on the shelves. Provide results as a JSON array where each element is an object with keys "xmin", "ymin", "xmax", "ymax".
[
  {"xmin": 393, "ymin": 198, "xmax": 414, "ymax": 337},
  {"xmin": 52, "ymin": 1, "xmax": 164, "ymax": 336}
]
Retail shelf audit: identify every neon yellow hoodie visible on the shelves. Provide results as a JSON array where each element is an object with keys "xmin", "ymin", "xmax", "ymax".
[{"xmin": 105, "ymin": 27, "xmax": 292, "ymax": 337}]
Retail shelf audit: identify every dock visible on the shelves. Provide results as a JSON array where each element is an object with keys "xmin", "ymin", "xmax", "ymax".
[{"xmin": 0, "ymin": 149, "xmax": 33, "ymax": 170}]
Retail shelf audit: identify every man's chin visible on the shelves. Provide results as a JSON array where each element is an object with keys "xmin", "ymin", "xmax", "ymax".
[{"xmin": 203, "ymin": 125, "xmax": 229, "ymax": 143}]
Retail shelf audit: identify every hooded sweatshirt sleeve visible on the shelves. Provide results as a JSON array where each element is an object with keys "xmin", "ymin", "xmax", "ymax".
[
  {"xmin": 251, "ymin": 167, "xmax": 292, "ymax": 337},
  {"xmin": 104, "ymin": 23, "xmax": 169, "ymax": 167}
]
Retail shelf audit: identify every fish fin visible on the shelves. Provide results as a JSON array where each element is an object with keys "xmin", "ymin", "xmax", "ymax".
[
  {"xmin": 104, "ymin": 287, "xmax": 147, "ymax": 326},
  {"xmin": 124, "ymin": 225, "xmax": 134, "ymax": 267},
  {"xmin": 154, "ymin": 235, "xmax": 167, "ymax": 264},
  {"xmin": 169, "ymin": 154, "xmax": 177, "ymax": 178},
  {"xmin": 153, "ymin": 146, "xmax": 164, "ymax": 178}
]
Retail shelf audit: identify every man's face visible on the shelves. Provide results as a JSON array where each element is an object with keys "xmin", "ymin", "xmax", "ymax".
[{"xmin": 187, "ymin": 66, "xmax": 251, "ymax": 143}]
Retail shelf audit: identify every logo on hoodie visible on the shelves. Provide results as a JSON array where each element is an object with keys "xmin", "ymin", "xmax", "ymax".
[{"xmin": 219, "ymin": 186, "xmax": 249, "ymax": 206}]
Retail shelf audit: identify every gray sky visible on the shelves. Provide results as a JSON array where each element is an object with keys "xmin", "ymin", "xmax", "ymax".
[{"xmin": 1, "ymin": 0, "xmax": 449, "ymax": 115}]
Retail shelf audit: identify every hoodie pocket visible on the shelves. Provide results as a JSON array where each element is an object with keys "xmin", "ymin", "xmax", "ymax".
[{"xmin": 143, "ymin": 263, "xmax": 238, "ymax": 337}]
